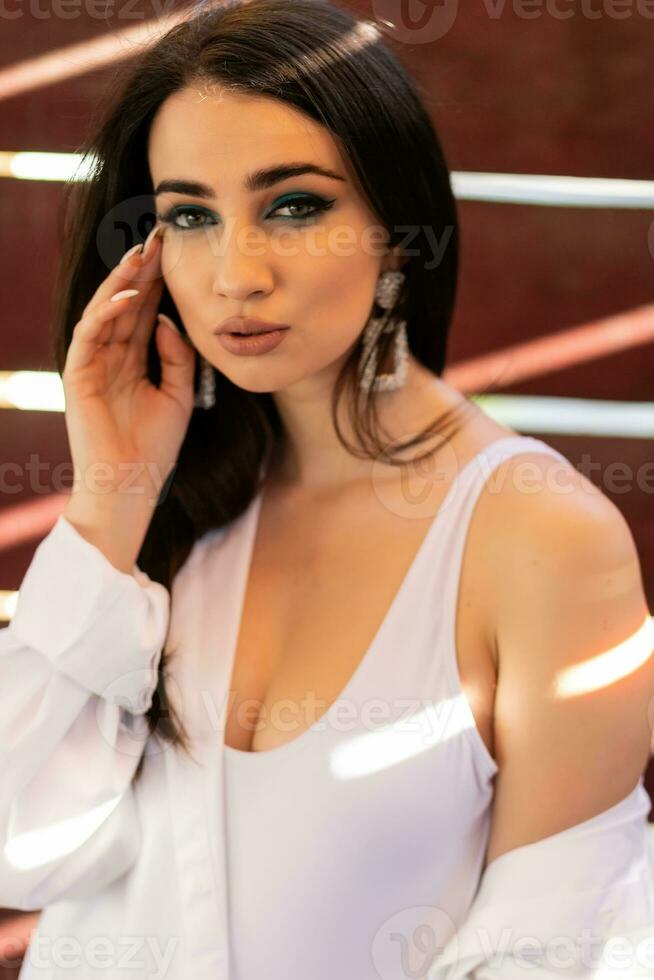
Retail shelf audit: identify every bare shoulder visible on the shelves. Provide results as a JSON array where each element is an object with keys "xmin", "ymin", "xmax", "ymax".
[
  {"xmin": 476, "ymin": 449, "xmax": 643, "ymax": 670},
  {"xmin": 479, "ymin": 447, "xmax": 639, "ymax": 585}
]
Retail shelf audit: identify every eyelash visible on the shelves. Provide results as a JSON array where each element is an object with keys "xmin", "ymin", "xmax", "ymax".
[{"xmin": 156, "ymin": 194, "xmax": 335, "ymax": 231}]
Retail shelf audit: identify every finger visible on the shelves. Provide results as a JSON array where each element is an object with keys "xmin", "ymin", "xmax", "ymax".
[
  {"xmin": 155, "ymin": 315, "xmax": 196, "ymax": 402},
  {"xmin": 106, "ymin": 272, "xmax": 164, "ymax": 351},
  {"xmin": 129, "ymin": 276, "xmax": 166, "ymax": 350},
  {"xmin": 107, "ymin": 236, "xmax": 167, "ymax": 346},
  {"xmin": 80, "ymin": 249, "xmax": 143, "ymax": 320},
  {"xmin": 81, "ymin": 225, "xmax": 164, "ymax": 319},
  {"xmin": 64, "ymin": 290, "xmax": 141, "ymax": 377},
  {"xmin": 77, "ymin": 240, "xmax": 164, "ymax": 355}
]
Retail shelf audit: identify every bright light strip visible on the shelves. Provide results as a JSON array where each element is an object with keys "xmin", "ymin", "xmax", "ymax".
[
  {"xmin": 0, "ymin": 591, "xmax": 18, "ymax": 622},
  {"xmin": 1, "ymin": 151, "xmax": 653, "ymax": 210},
  {"xmin": 0, "ymin": 371, "xmax": 65, "ymax": 412},
  {"xmin": 452, "ymin": 172, "xmax": 654, "ymax": 209},
  {"xmin": 444, "ymin": 304, "xmax": 654, "ymax": 394},
  {"xmin": 5, "ymin": 796, "xmax": 123, "ymax": 870},
  {"xmin": 553, "ymin": 615, "xmax": 654, "ymax": 699},
  {"xmin": 1, "ymin": 369, "xmax": 651, "ymax": 439},
  {"xmin": 472, "ymin": 394, "xmax": 654, "ymax": 438},
  {"xmin": 329, "ymin": 695, "xmax": 475, "ymax": 780},
  {"xmin": 0, "ymin": 151, "xmax": 92, "ymax": 182}
]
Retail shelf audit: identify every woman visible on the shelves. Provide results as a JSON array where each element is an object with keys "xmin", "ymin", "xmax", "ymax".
[{"xmin": 2, "ymin": 1, "xmax": 654, "ymax": 977}]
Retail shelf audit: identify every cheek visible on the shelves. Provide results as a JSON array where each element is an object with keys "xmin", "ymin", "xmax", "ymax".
[
  {"xmin": 159, "ymin": 255, "xmax": 208, "ymax": 347},
  {"xmin": 309, "ymin": 245, "xmax": 377, "ymax": 312},
  {"xmin": 161, "ymin": 247, "xmax": 205, "ymax": 311},
  {"xmin": 160, "ymin": 232, "xmax": 213, "ymax": 282},
  {"xmin": 299, "ymin": 271, "xmax": 376, "ymax": 357}
]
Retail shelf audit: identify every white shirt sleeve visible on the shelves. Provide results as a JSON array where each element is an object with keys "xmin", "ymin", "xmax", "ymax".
[
  {"xmin": 426, "ymin": 778, "xmax": 654, "ymax": 978},
  {"xmin": 0, "ymin": 514, "xmax": 170, "ymax": 911}
]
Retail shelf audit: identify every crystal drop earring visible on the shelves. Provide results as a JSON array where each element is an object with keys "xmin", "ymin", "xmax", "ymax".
[
  {"xmin": 358, "ymin": 269, "xmax": 408, "ymax": 393},
  {"xmin": 195, "ymin": 355, "xmax": 216, "ymax": 410}
]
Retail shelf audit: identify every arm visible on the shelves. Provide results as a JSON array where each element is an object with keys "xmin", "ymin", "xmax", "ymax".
[
  {"xmin": 0, "ymin": 514, "xmax": 170, "ymax": 911},
  {"xmin": 428, "ymin": 454, "xmax": 654, "ymax": 978},
  {"xmin": 485, "ymin": 454, "xmax": 654, "ymax": 866}
]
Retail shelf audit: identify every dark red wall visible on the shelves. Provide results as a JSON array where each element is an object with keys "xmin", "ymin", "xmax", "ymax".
[{"xmin": 1, "ymin": 0, "xmax": 653, "ymax": 965}]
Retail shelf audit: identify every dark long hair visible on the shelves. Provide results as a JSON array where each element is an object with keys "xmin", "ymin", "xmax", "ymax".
[{"xmin": 51, "ymin": 0, "xmax": 475, "ymax": 777}]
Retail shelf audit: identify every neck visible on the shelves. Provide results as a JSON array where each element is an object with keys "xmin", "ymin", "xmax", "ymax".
[{"xmin": 267, "ymin": 356, "xmax": 459, "ymax": 492}]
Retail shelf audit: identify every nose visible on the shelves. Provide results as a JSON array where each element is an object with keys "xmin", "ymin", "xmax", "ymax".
[{"xmin": 210, "ymin": 219, "xmax": 274, "ymax": 302}]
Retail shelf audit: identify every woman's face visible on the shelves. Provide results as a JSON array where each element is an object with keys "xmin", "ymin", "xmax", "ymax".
[{"xmin": 147, "ymin": 85, "xmax": 400, "ymax": 394}]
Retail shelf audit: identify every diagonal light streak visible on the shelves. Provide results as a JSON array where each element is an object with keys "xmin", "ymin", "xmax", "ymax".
[{"xmin": 0, "ymin": 2, "xmax": 196, "ymax": 101}]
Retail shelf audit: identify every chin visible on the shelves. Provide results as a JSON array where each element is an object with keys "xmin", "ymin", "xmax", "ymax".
[
  {"xmin": 214, "ymin": 364, "xmax": 289, "ymax": 395},
  {"xmin": 214, "ymin": 346, "xmax": 348, "ymax": 395}
]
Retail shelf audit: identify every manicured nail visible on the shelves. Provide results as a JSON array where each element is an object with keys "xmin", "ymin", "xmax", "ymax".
[
  {"xmin": 110, "ymin": 289, "xmax": 140, "ymax": 303},
  {"xmin": 119, "ymin": 243, "xmax": 144, "ymax": 265},
  {"xmin": 142, "ymin": 224, "xmax": 162, "ymax": 257},
  {"xmin": 157, "ymin": 314, "xmax": 181, "ymax": 336}
]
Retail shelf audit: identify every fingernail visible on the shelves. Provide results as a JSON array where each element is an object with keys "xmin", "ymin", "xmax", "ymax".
[
  {"xmin": 110, "ymin": 289, "xmax": 140, "ymax": 303},
  {"xmin": 142, "ymin": 224, "xmax": 162, "ymax": 257},
  {"xmin": 119, "ymin": 243, "xmax": 144, "ymax": 266},
  {"xmin": 157, "ymin": 313, "xmax": 181, "ymax": 336}
]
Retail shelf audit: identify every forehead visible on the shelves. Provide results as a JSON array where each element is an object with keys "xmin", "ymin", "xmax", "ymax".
[{"xmin": 147, "ymin": 86, "xmax": 344, "ymax": 185}]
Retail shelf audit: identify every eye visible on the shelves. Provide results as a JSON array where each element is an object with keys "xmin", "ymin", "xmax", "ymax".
[
  {"xmin": 156, "ymin": 194, "xmax": 335, "ymax": 231},
  {"xmin": 156, "ymin": 206, "xmax": 216, "ymax": 231},
  {"xmin": 269, "ymin": 194, "xmax": 335, "ymax": 221}
]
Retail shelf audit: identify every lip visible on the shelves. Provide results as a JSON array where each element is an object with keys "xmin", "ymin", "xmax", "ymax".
[
  {"xmin": 215, "ymin": 316, "xmax": 290, "ymax": 335},
  {"xmin": 216, "ymin": 328, "xmax": 290, "ymax": 356}
]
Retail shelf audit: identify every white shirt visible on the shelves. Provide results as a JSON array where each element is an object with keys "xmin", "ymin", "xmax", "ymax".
[{"xmin": 2, "ymin": 435, "xmax": 654, "ymax": 979}]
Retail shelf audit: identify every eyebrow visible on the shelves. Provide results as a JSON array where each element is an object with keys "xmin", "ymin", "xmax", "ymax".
[{"xmin": 154, "ymin": 162, "xmax": 346, "ymax": 198}]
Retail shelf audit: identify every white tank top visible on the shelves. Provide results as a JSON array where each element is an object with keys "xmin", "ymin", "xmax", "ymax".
[{"xmin": 221, "ymin": 435, "xmax": 569, "ymax": 979}]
